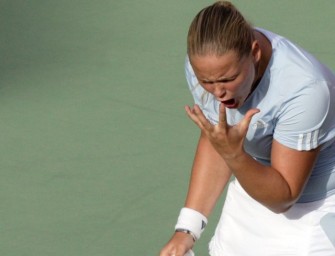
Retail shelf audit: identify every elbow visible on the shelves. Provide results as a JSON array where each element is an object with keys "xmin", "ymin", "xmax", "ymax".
[
  {"xmin": 267, "ymin": 187, "xmax": 302, "ymax": 214},
  {"xmin": 269, "ymin": 204, "xmax": 292, "ymax": 214},
  {"xmin": 267, "ymin": 197, "xmax": 298, "ymax": 214}
]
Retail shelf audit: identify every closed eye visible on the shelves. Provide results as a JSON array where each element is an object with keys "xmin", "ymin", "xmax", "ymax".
[
  {"xmin": 217, "ymin": 75, "xmax": 237, "ymax": 83},
  {"xmin": 201, "ymin": 75, "xmax": 237, "ymax": 84}
]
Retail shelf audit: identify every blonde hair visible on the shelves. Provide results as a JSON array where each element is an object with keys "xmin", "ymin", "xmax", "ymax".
[{"xmin": 187, "ymin": 1, "xmax": 254, "ymax": 59}]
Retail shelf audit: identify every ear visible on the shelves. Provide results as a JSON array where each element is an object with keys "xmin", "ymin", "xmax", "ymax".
[{"xmin": 251, "ymin": 40, "xmax": 261, "ymax": 63}]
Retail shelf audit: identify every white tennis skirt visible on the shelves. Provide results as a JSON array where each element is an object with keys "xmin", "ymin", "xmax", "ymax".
[{"xmin": 209, "ymin": 179, "xmax": 335, "ymax": 256}]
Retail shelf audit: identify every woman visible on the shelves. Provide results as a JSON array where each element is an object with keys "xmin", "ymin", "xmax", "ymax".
[{"xmin": 160, "ymin": 1, "xmax": 335, "ymax": 256}]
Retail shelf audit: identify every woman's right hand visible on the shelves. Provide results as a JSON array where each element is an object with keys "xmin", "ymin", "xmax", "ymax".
[{"xmin": 159, "ymin": 232, "xmax": 195, "ymax": 256}]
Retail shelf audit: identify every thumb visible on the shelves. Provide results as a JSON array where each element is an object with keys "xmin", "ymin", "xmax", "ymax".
[{"xmin": 240, "ymin": 108, "xmax": 260, "ymax": 131}]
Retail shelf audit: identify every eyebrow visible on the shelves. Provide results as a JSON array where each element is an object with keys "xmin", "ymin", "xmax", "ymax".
[{"xmin": 201, "ymin": 75, "xmax": 237, "ymax": 83}]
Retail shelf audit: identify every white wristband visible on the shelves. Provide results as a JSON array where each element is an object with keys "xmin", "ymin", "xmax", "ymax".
[{"xmin": 175, "ymin": 207, "xmax": 208, "ymax": 240}]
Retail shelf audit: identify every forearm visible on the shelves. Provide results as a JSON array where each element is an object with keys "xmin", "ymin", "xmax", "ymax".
[
  {"xmin": 225, "ymin": 152, "xmax": 292, "ymax": 213},
  {"xmin": 185, "ymin": 104, "xmax": 319, "ymax": 213},
  {"xmin": 184, "ymin": 132, "xmax": 232, "ymax": 217},
  {"xmin": 223, "ymin": 137, "xmax": 320, "ymax": 213}
]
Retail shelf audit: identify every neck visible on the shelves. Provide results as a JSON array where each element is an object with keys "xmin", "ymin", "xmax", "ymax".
[
  {"xmin": 245, "ymin": 31, "xmax": 272, "ymax": 100},
  {"xmin": 254, "ymin": 30, "xmax": 272, "ymax": 81}
]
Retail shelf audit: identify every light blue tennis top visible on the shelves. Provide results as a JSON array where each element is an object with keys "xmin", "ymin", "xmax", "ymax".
[{"xmin": 185, "ymin": 28, "xmax": 335, "ymax": 203}]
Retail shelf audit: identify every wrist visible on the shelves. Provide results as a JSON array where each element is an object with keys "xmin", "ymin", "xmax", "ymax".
[
  {"xmin": 175, "ymin": 207, "xmax": 208, "ymax": 241},
  {"xmin": 175, "ymin": 228, "xmax": 197, "ymax": 242},
  {"xmin": 222, "ymin": 149, "xmax": 248, "ymax": 164}
]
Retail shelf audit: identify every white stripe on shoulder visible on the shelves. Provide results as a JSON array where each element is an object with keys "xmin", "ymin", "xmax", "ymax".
[
  {"xmin": 312, "ymin": 129, "xmax": 319, "ymax": 149},
  {"xmin": 297, "ymin": 130, "xmax": 320, "ymax": 150}
]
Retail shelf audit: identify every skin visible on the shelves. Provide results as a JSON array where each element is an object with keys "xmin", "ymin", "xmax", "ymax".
[
  {"xmin": 160, "ymin": 31, "xmax": 321, "ymax": 256},
  {"xmin": 190, "ymin": 51, "xmax": 256, "ymax": 109}
]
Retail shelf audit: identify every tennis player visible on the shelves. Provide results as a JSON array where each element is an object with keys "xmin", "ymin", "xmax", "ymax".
[{"xmin": 160, "ymin": 1, "xmax": 335, "ymax": 255}]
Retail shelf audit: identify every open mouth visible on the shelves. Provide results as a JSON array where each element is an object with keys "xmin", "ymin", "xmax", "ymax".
[{"xmin": 221, "ymin": 98, "xmax": 238, "ymax": 108}]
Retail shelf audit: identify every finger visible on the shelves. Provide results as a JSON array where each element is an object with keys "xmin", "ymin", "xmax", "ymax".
[
  {"xmin": 161, "ymin": 247, "xmax": 185, "ymax": 256},
  {"xmin": 185, "ymin": 105, "xmax": 213, "ymax": 131},
  {"xmin": 193, "ymin": 105, "xmax": 213, "ymax": 129},
  {"xmin": 240, "ymin": 108, "xmax": 260, "ymax": 131},
  {"xmin": 159, "ymin": 246, "xmax": 177, "ymax": 256},
  {"xmin": 218, "ymin": 103, "xmax": 227, "ymax": 128},
  {"xmin": 185, "ymin": 105, "xmax": 207, "ymax": 130},
  {"xmin": 185, "ymin": 105, "xmax": 203, "ymax": 128}
]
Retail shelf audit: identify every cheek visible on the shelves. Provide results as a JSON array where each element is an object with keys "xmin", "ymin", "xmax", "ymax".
[
  {"xmin": 239, "ymin": 67, "xmax": 255, "ymax": 94},
  {"xmin": 245, "ymin": 73, "xmax": 255, "ymax": 91},
  {"xmin": 199, "ymin": 83, "xmax": 213, "ymax": 94}
]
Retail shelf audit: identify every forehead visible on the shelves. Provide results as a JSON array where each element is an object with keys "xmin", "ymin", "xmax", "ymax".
[{"xmin": 189, "ymin": 51, "xmax": 242, "ymax": 80}]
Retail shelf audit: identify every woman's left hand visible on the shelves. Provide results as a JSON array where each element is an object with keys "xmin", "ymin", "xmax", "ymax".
[{"xmin": 185, "ymin": 104, "xmax": 260, "ymax": 160}]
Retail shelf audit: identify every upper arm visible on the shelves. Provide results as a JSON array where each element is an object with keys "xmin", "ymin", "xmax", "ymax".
[
  {"xmin": 274, "ymin": 81, "xmax": 333, "ymax": 151},
  {"xmin": 271, "ymin": 82, "xmax": 333, "ymax": 201},
  {"xmin": 271, "ymin": 139, "xmax": 321, "ymax": 201}
]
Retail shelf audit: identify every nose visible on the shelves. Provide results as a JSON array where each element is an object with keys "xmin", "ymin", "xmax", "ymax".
[{"xmin": 212, "ymin": 83, "xmax": 226, "ymax": 99}]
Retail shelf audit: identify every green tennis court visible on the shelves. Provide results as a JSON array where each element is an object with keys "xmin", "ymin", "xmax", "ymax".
[{"xmin": 1, "ymin": 1, "xmax": 334, "ymax": 255}]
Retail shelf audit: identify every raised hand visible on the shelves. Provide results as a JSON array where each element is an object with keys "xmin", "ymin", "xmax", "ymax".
[{"xmin": 185, "ymin": 104, "xmax": 260, "ymax": 160}]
